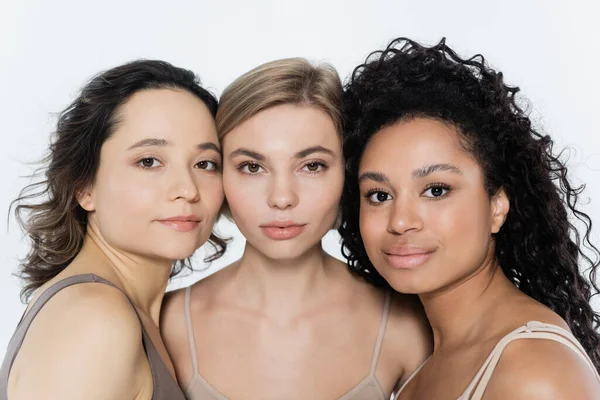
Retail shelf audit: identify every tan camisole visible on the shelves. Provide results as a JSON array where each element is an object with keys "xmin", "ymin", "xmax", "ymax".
[
  {"xmin": 183, "ymin": 287, "xmax": 393, "ymax": 400},
  {"xmin": 0, "ymin": 274, "xmax": 185, "ymax": 400},
  {"xmin": 394, "ymin": 321, "xmax": 600, "ymax": 400}
]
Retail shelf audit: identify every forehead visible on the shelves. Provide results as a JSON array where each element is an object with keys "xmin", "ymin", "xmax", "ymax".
[
  {"xmin": 360, "ymin": 118, "xmax": 470, "ymax": 171},
  {"xmin": 112, "ymin": 88, "xmax": 216, "ymax": 142},
  {"xmin": 222, "ymin": 104, "xmax": 339, "ymax": 153}
]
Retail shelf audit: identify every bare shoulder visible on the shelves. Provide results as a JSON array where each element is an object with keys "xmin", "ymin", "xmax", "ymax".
[
  {"xmin": 10, "ymin": 282, "xmax": 145, "ymax": 399},
  {"xmin": 486, "ymin": 335, "xmax": 600, "ymax": 399}
]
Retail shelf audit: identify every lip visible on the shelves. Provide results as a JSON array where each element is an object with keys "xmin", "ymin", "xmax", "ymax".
[
  {"xmin": 259, "ymin": 221, "xmax": 306, "ymax": 240},
  {"xmin": 158, "ymin": 215, "xmax": 201, "ymax": 233},
  {"xmin": 382, "ymin": 245, "xmax": 435, "ymax": 269}
]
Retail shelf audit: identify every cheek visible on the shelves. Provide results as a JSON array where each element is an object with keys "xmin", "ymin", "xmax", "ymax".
[
  {"xmin": 359, "ymin": 205, "xmax": 388, "ymax": 249},
  {"xmin": 426, "ymin": 194, "xmax": 492, "ymax": 252},
  {"xmin": 198, "ymin": 175, "xmax": 224, "ymax": 217},
  {"xmin": 304, "ymin": 178, "xmax": 342, "ymax": 211},
  {"xmin": 96, "ymin": 168, "xmax": 158, "ymax": 216},
  {"xmin": 222, "ymin": 174, "xmax": 263, "ymax": 225}
]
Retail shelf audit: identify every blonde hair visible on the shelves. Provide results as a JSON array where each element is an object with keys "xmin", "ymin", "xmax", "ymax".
[{"xmin": 216, "ymin": 58, "xmax": 343, "ymax": 138}]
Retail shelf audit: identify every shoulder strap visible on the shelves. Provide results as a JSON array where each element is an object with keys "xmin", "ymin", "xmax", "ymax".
[
  {"xmin": 184, "ymin": 286, "xmax": 199, "ymax": 375},
  {"xmin": 369, "ymin": 291, "xmax": 392, "ymax": 375},
  {"xmin": 393, "ymin": 355, "xmax": 430, "ymax": 398},
  {"xmin": 465, "ymin": 321, "xmax": 600, "ymax": 400},
  {"xmin": 0, "ymin": 274, "xmax": 139, "ymax": 387}
]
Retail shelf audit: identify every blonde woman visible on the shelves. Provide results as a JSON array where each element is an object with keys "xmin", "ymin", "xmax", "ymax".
[{"xmin": 161, "ymin": 58, "xmax": 432, "ymax": 400}]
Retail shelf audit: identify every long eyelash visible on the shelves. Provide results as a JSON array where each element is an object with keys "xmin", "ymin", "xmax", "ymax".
[
  {"xmin": 424, "ymin": 182, "xmax": 452, "ymax": 201},
  {"xmin": 198, "ymin": 159, "xmax": 221, "ymax": 171},
  {"xmin": 136, "ymin": 156, "xmax": 160, "ymax": 170},
  {"xmin": 363, "ymin": 187, "xmax": 391, "ymax": 206},
  {"xmin": 364, "ymin": 187, "xmax": 388, "ymax": 198},
  {"xmin": 303, "ymin": 160, "xmax": 329, "ymax": 175},
  {"xmin": 237, "ymin": 161, "xmax": 263, "ymax": 174}
]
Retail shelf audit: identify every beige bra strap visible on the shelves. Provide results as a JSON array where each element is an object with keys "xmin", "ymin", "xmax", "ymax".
[
  {"xmin": 184, "ymin": 286, "xmax": 199, "ymax": 375},
  {"xmin": 465, "ymin": 321, "xmax": 600, "ymax": 400},
  {"xmin": 369, "ymin": 291, "xmax": 393, "ymax": 375},
  {"xmin": 393, "ymin": 355, "xmax": 431, "ymax": 398}
]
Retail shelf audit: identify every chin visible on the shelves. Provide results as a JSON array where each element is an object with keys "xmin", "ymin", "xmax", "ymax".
[
  {"xmin": 154, "ymin": 243, "xmax": 202, "ymax": 262},
  {"xmin": 380, "ymin": 271, "xmax": 430, "ymax": 295},
  {"xmin": 259, "ymin": 244, "xmax": 313, "ymax": 261}
]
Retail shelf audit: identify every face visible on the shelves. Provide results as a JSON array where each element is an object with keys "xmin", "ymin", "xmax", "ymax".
[
  {"xmin": 358, "ymin": 118, "xmax": 508, "ymax": 295},
  {"xmin": 79, "ymin": 88, "xmax": 224, "ymax": 262},
  {"xmin": 222, "ymin": 104, "xmax": 343, "ymax": 260}
]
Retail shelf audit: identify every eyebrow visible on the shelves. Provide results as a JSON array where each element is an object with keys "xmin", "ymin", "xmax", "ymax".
[
  {"xmin": 229, "ymin": 145, "xmax": 336, "ymax": 162},
  {"xmin": 128, "ymin": 138, "xmax": 220, "ymax": 153},
  {"xmin": 294, "ymin": 145, "xmax": 335, "ymax": 159},
  {"xmin": 197, "ymin": 142, "xmax": 221, "ymax": 153},
  {"xmin": 229, "ymin": 148, "xmax": 265, "ymax": 161},
  {"xmin": 358, "ymin": 163, "xmax": 462, "ymax": 184},
  {"xmin": 358, "ymin": 171, "xmax": 390, "ymax": 184},
  {"xmin": 128, "ymin": 138, "xmax": 169, "ymax": 150},
  {"xmin": 413, "ymin": 163, "xmax": 463, "ymax": 178}
]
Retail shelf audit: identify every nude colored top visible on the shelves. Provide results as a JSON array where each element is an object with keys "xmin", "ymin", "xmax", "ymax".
[
  {"xmin": 183, "ymin": 286, "xmax": 393, "ymax": 400},
  {"xmin": 0, "ymin": 273, "xmax": 185, "ymax": 400},
  {"xmin": 394, "ymin": 321, "xmax": 600, "ymax": 400}
]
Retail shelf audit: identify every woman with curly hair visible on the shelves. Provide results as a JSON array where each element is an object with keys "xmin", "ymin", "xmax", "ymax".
[
  {"xmin": 1, "ymin": 60, "xmax": 226, "ymax": 400},
  {"xmin": 339, "ymin": 37, "xmax": 600, "ymax": 399}
]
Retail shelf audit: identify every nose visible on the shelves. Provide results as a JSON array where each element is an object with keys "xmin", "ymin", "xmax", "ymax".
[
  {"xmin": 387, "ymin": 195, "xmax": 423, "ymax": 235},
  {"xmin": 266, "ymin": 173, "xmax": 298, "ymax": 210},
  {"xmin": 168, "ymin": 168, "xmax": 200, "ymax": 203}
]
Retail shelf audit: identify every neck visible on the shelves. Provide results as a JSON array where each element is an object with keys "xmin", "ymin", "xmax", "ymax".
[
  {"xmin": 419, "ymin": 253, "xmax": 518, "ymax": 351},
  {"xmin": 74, "ymin": 221, "xmax": 172, "ymax": 325},
  {"xmin": 230, "ymin": 241, "xmax": 333, "ymax": 319}
]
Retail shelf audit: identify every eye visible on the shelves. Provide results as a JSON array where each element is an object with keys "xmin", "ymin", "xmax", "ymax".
[
  {"xmin": 137, "ymin": 157, "xmax": 162, "ymax": 169},
  {"xmin": 240, "ymin": 162, "xmax": 264, "ymax": 174},
  {"xmin": 366, "ymin": 190, "xmax": 392, "ymax": 204},
  {"xmin": 302, "ymin": 161, "xmax": 327, "ymax": 173},
  {"xmin": 196, "ymin": 160, "xmax": 219, "ymax": 171},
  {"xmin": 423, "ymin": 184, "xmax": 450, "ymax": 198}
]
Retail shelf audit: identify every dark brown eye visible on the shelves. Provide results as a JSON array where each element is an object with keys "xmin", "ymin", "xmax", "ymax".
[
  {"xmin": 432, "ymin": 187, "xmax": 444, "ymax": 196},
  {"xmin": 366, "ymin": 191, "xmax": 391, "ymax": 204},
  {"xmin": 377, "ymin": 192, "xmax": 388, "ymax": 202},
  {"xmin": 138, "ymin": 158, "xmax": 159, "ymax": 168},
  {"xmin": 248, "ymin": 163, "xmax": 260, "ymax": 173},
  {"xmin": 197, "ymin": 160, "xmax": 217, "ymax": 170}
]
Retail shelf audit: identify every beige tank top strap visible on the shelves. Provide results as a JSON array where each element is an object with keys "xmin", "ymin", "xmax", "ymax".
[
  {"xmin": 393, "ymin": 355, "xmax": 430, "ymax": 399},
  {"xmin": 464, "ymin": 321, "xmax": 600, "ymax": 400},
  {"xmin": 368, "ymin": 291, "xmax": 392, "ymax": 376},
  {"xmin": 184, "ymin": 286, "xmax": 200, "ymax": 375}
]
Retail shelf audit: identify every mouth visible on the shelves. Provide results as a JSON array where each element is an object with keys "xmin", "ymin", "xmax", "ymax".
[
  {"xmin": 259, "ymin": 221, "xmax": 307, "ymax": 240},
  {"xmin": 382, "ymin": 246, "xmax": 435, "ymax": 269},
  {"xmin": 158, "ymin": 215, "xmax": 201, "ymax": 233}
]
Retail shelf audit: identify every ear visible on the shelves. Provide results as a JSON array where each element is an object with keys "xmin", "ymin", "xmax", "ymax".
[
  {"xmin": 76, "ymin": 184, "xmax": 96, "ymax": 212},
  {"xmin": 490, "ymin": 188, "xmax": 509, "ymax": 234}
]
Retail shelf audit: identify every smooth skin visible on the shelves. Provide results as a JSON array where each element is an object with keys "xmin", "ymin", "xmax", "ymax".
[
  {"xmin": 357, "ymin": 118, "xmax": 600, "ymax": 400},
  {"xmin": 8, "ymin": 89, "xmax": 224, "ymax": 400},
  {"xmin": 162, "ymin": 104, "xmax": 432, "ymax": 400}
]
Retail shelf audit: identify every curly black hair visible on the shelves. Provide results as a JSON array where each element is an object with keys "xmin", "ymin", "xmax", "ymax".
[{"xmin": 339, "ymin": 37, "xmax": 600, "ymax": 369}]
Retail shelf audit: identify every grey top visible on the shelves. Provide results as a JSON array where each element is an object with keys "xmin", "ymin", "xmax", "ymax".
[{"xmin": 0, "ymin": 273, "xmax": 185, "ymax": 400}]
